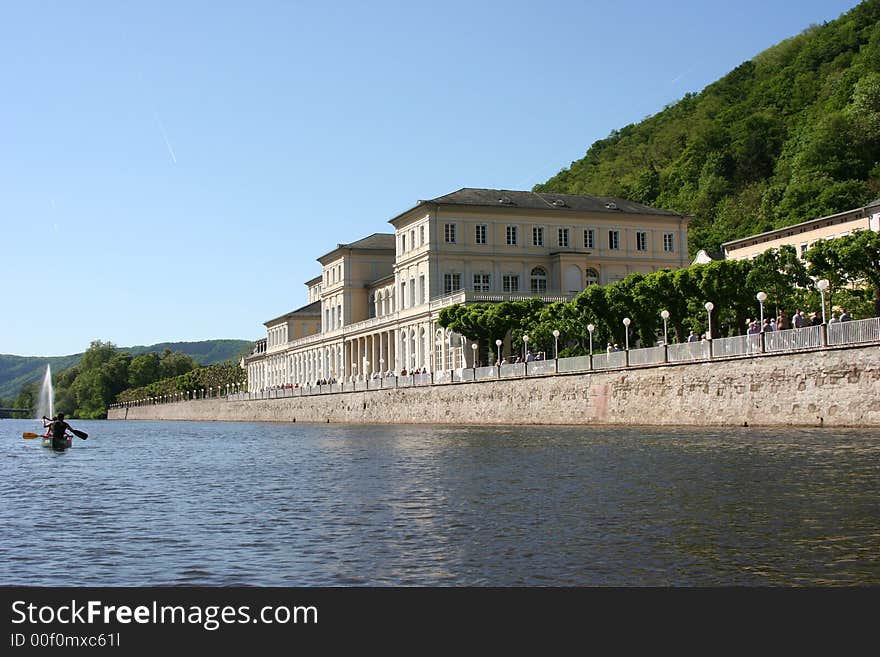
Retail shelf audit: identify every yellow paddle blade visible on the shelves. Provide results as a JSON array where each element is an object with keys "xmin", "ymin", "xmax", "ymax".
[{"xmin": 22, "ymin": 432, "xmax": 40, "ymax": 439}]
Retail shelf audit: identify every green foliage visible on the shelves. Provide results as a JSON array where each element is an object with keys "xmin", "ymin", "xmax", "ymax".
[
  {"xmin": 116, "ymin": 361, "xmax": 247, "ymax": 403},
  {"xmin": 535, "ymin": 0, "xmax": 880, "ymax": 254},
  {"xmin": 805, "ymin": 229, "xmax": 880, "ymax": 315}
]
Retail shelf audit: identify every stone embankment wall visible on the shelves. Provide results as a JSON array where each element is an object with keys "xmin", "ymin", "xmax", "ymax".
[{"xmin": 108, "ymin": 345, "xmax": 880, "ymax": 427}]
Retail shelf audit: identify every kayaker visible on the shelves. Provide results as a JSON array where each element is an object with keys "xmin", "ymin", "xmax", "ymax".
[
  {"xmin": 41, "ymin": 415, "xmax": 56, "ymax": 438},
  {"xmin": 48, "ymin": 413, "xmax": 75, "ymax": 450}
]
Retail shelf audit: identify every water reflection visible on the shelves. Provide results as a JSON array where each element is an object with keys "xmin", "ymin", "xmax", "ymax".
[{"xmin": 1, "ymin": 419, "xmax": 878, "ymax": 585}]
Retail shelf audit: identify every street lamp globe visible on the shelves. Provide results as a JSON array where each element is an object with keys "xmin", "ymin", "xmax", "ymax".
[
  {"xmin": 622, "ymin": 317, "xmax": 631, "ymax": 351},
  {"xmin": 552, "ymin": 329, "xmax": 560, "ymax": 360}
]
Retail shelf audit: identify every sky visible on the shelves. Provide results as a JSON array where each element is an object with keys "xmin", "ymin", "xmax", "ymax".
[{"xmin": 0, "ymin": 0, "xmax": 864, "ymax": 356}]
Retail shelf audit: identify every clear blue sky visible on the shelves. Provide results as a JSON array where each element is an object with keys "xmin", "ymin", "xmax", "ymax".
[{"xmin": 1, "ymin": 0, "xmax": 862, "ymax": 356}]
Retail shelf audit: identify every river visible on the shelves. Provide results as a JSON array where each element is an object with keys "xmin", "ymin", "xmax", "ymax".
[{"xmin": 2, "ymin": 419, "xmax": 878, "ymax": 586}]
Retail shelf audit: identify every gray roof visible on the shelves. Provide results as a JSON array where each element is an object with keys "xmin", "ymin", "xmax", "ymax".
[
  {"xmin": 337, "ymin": 233, "xmax": 395, "ymax": 250},
  {"xmin": 264, "ymin": 301, "xmax": 321, "ymax": 326},
  {"xmin": 318, "ymin": 232, "xmax": 396, "ymax": 263},
  {"xmin": 390, "ymin": 188, "xmax": 685, "ymax": 222}
]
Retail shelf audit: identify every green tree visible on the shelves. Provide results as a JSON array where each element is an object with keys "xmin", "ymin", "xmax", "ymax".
[
  {"xmin": 746, "ymin": 245, "xmax": 811, "ymax": 318},
  {"xmin": 806, "ymin": 230, "xmax": 880, "ymax": 316}
]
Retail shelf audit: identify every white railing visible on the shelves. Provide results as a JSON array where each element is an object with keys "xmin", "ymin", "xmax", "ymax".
[
  {"xmin": 527, "ymin": 359, "xmax": 557, "ymax": 375},
  {"xmin": 558, "ymin": 355, "xmax": 592, "ymax": 373},
  {"xmin": 667, "ymin": 342, "xmax": 710, "ymax": 362},
  {"xmin": 712, "ymin": 334, "xmax": 762, "ymax": 359},
  {"xmin": 828, "ymin": 317, "xmax": 880, "ymax": 346},
  {"xmin": 499, "ymin": 363, "xmax": 526, "ymax": 378},
  {"xmin": 475, "ymin": 366, "xmax": 497, "ymax": 381},
  {"xmin": 764, "ymin": 325, "xmax": 822, "ymax": 353},
  {"xmin": 627, "ymin": 346, "xmax": 665, "ymax": 367}
]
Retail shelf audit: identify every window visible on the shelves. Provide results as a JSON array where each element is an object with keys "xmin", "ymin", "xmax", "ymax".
[
  {"xmin": 420, "ymin": 275, "xmax": 426, "ymax": 304},
  {"xmin": 584, "ymin": 229, "xmax": 595, "ymax": 249},
  {"xmin": 420, "ymin": 225, "xmax": 425, "ymax": 246},
  {"xmin": 401, "ymin": 281, "xmax": 406, "ymax": 309},
  {"xmin": 530, "ymin": 267, "xmax": 547, "ymax": 293},
  {"xmin": 475, "ymin": 224, "xmax": 487, "ymax": 245},
  {"xmin": 636, "ymin": 231, "xmax": 647, "ymax": 251},
  {"xmin": 532, "ymin": 226, "xmax": 544, "ymax": 246},
  {"xmin": 409, "ymin": 278, "xmax": 416, "ymax": 307},
  {"xmin": 663, "ymin": 233, "xmax": 675, "ymax": 252},
  {"xmin": 444, "ymin": 273, "xmax": 462, "ymax": 294},
  {"xmin": 444, "ymin": 223, "xmax": 457, "ymax": 243},
  {"xmin": 558, "ymin": 228, "xmax": 569, "ymax": 248},
  {"xmin": 609, "ymin": 230, "xmax": 620, "ymax": 250},
  {"xmin": 506, "ymin": 225, "xmax": 518, "ymax": 246},
  {"xmin": 401, "ymin": 234, "xmax": 406, "ymax": 253},
  {"xmin": 368, "ymin": 293, "xmax": 375, "ymax": 319},
  {"xmin": 585, "ymin": 268, "xmax": 599, "ymax": 286},
  {"xmin": 410, "ymin": 230, "xmax": 415, "ymax": 250},
  {"xmin": 473, "ymin": 273, "xmax": 490, "ymax": 292},
  {"xmin": 503, "ymin": 274, "xmax": 519, "ymax": 292},
  {"xmin": 337, "ymin": 306, "xmax": 342, "ymax": 327},
  {"xmin": 800, "ymin": 243, "xmax": 808, "ymax": 258}
]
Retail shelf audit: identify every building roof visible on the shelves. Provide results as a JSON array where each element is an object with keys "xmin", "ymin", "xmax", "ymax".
[
  {"xmin": 264, "ymin": 301, "xmax": 321, "ymax": 326},
  {"xmin": 305, "ymin": 275, "xmax": 322, "ymax": 286},
  {"xmin": 389, "ymin": 187, "xmax": 686, "ymax": 224},
  {"xmin": 722, "ymin": 199, "xmax": 880, "ymax": 250},
  {"xmin": 317, "ymin": 232, "xmax": 395, "ymax": 263},
  {"xmin": 338, "ymin": 233, "xmax": 395, "ymax": 250}
]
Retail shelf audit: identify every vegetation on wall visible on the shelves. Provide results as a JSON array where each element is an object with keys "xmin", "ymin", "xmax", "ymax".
[{"xmin": 535, "ymin": 0, "xmax": 880, "ymax": 255}]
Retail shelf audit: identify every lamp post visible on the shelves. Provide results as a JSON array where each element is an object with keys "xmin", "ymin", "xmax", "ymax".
[
  {"xmin": 522, "ymin": 334, "xmax": 529, "ymax": 361},
  {"xmin": 704, "ymin": 302, "xmax": 714, "ymax": 339},
  {"xmin": 471, "ymin": 343, "xmax": 477, "ymax": 376},
  {"xmin": 587, "ymin": 323, "xmax": 595, "ymax": 370},
  {"xmin": 495, "ymin": 338, "xmax": 502, "ymax": 378},
  {"xmin": 622, "ymin": 317, "xmax": 631, "ymax": 351},
  {"xmin": 756, "ymin": 291, "xmax": 767, "ymax": 327},
  {"xmin": 660, "ymin": 310, "xmax": 669, "ymax": 345},
  {"xmin": 552, "ymin": 329, "xmax": 560, "ymax": 360},
  {"xmin": 816, "ymin": 279, "xmax": 829, "ymax": 324},
  {"xmin": 705, "ymin": 301, "xmax": 714, "ymax": 359}
]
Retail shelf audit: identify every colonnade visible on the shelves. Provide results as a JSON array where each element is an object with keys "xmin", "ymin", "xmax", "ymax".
[{"xmin": 247, "ymin": 320, "xmax": 464, "ymax": 390}]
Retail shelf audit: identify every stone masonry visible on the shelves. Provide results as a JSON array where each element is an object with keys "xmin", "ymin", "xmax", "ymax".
[{"xmin": 108, "ymin": 345, "xmax": 880, "ymax": 427}]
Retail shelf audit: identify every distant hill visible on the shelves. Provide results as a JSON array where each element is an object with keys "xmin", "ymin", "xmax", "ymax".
[
  {"xmin": 0, "ymin": 339, "xmax": 253, "ymax": 401},
  {"xmin": 535, "ymin": 0, "xmax": 880, "ymax": 254}
]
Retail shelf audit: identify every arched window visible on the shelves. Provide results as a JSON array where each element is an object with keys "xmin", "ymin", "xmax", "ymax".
[
  {"xmin": 530, "ymin": 267, "xmax": 547, "ymax": 293},
  {"xmin": 585, "ymin": 268, "xmax": 599, "ymax": 286}
]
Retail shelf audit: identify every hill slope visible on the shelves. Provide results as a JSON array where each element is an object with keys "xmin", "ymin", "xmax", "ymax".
[
  {"xmin": 535, "ymin": 0, "xmax": 880, "ymax": 254},
  {"xmin": 0, "ymin": 339, "xmax": 252, "ymax": 400}
]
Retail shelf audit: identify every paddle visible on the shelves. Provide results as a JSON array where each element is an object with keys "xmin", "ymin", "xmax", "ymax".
[
  {"xmin": 71, "ymin": 429, "xmax": 88, "ymax": 440},
  {"xmin": 22, "ymin": 432, "xmax": 41, "ymax": 439}
]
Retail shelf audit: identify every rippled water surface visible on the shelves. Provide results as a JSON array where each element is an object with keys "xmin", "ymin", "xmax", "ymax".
[{"xmin": 2, "ymin": 419, "xmax": 878, "ymax": 586}]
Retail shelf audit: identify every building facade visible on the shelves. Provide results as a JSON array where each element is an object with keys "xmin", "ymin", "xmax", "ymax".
[
  {"xmin": 245, "ymin": 188, "xmax": 691, "ymax": 390},
  {"xmin": 722, "ymin": 199, "xmax": 880, "ymax": 261}
]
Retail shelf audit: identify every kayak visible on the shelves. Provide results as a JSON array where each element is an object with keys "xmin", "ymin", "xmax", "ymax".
[{"xmin": 41, "ymin": 435, "xmax": 72, "ymax": 449}]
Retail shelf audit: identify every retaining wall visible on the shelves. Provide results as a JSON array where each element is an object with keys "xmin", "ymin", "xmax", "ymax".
[{"xmin": 107, "ymin": 345, "xmax": 880, "ymax": 427}]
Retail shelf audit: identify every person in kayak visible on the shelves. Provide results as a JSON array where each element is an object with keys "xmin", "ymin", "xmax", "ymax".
[
  {"xmin": 46, "ymin": 413, "xmax": 75, "ymax": 449},
  {"xmin": 41, "ymin": 415, "xmax": 57, "ymax": 438}
]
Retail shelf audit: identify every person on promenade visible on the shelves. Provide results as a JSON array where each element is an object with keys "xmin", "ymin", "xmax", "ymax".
[
  {"xmin": 687, "ymin": 330, "xmax": 698, "ymax": 343},
  {"xmin": 769, "ymin": 318, "xmax": 777, "ymax": 331},
  {"xmin": 839, "ymin": 308, "xmax": 852, "ymax": 322},
  {"xmin": 828, "ymin": 312, "xmax": 839, "ymax": 324},
  {"xmin": 777, "ymin": 313, "xmax": 788, "ymax": 330},
  {"xmin": 811, "ymin": 311, "xmax": 822, "ymax": 327}
]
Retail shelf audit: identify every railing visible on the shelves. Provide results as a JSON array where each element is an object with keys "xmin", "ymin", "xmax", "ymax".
[
  {"xmin": 828, "ymin": 317, "xmax": 880, "ymax": 346},
  {"xmin": 712, "ymin": 334, "xmax": 761, "ymax": 359},
  {"xmin": 764, "ymin": 325, "xmax": 822, "ymax": 353},
  {"xmin": 628, "ymin": 346, "xmax": 664, "ymax": 367},
  {"xmin": 113, "ymin": 315, "xmax": 880, "ymax": 411},
  {"xmin": 667, "ymin": 342, "xmax": 709, "ymax": 362}
]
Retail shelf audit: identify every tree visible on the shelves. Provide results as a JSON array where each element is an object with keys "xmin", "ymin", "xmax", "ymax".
[
  {"xmin": 746, "ymin": 245, "xmax": 811, "ymax": 318},
  {"xmin": 128, "ymin": 353, "xmax": 161, "ymax": 389},
  {"xmin": 806, "ymin": 230, "xmax": 880, "ymax": 316}
]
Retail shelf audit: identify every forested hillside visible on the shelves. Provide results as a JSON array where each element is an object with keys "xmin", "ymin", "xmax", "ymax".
[
  {"xmin": 0, "ymin": 339, "xmax": 251, "ymax": 401},
  {"xmin": 535, "ymin": 0, "xmax": 880, "ymax": 255}
]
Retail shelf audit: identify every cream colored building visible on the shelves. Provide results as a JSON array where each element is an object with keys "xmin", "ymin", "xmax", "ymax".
[
  {"xmin": 722, "ymin": 199, "xmax": 880, "ymax": 261},
  {"xmin": 245, "ymin": 188, "xmax": 691, "ymax": 389}
]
